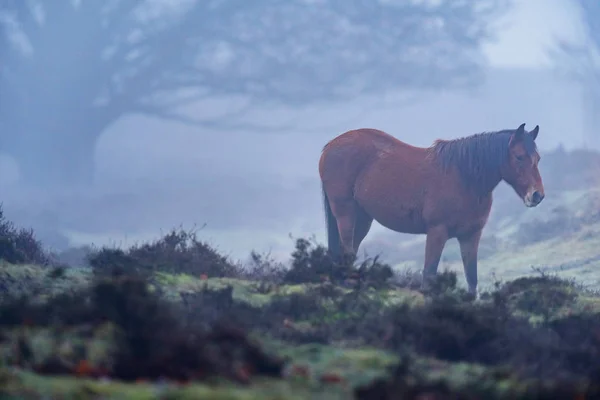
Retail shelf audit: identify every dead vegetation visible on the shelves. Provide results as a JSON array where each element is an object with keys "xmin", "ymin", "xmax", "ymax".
[{"xmin": 0, "ymin": 265, "xmax": 284, "ymax": 384}]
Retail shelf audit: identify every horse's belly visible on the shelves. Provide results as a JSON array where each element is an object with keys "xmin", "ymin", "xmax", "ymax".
[
  {"xmin": 375, "ymin": 213, "xmax": 427, "ymax": 234},
  {"xmin": 355, "ymin": 193, "xmax": 427, "ymax": 234},
  {"xmin": 354, "ymin": 165, "xmax": 428, "ymax": 234}
]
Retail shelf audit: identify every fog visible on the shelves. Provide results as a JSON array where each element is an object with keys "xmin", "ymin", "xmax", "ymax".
[{"xmin": 0, "ymin": 0, "xmax": 597, "ymax": 262}]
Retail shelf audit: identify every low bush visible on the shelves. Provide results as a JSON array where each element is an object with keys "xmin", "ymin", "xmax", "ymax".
[
  {"xmin": 0, "ymin": 205, "xmax": 51, "ymax": 266},
  {"xmin": 282, "ymin": 237, "xmax": 394, "ymax": 288},
  {"xmin": 87, "ymin": 227, "xmax": 240, "ymax": 278},
  {"xmin": 0, "ymin": 265, "xmax": 284, "ymax": 383}
]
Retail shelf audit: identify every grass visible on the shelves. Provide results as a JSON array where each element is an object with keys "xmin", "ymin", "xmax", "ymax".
[
  {"xmin": 154, "ymin": 272, "xmax": 311, "ymax": 306},
  {"xmin": 1, "ymin": 370, "xmax": 346, "ymax": 400},
  {"xmin": 1, "ymin": 264, "xmax": 600, "ymax": 399}
]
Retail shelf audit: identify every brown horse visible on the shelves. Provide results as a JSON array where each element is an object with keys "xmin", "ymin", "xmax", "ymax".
[{"xmin": 319, "ymin": 123, "xmax": 544, "ymax": 294}]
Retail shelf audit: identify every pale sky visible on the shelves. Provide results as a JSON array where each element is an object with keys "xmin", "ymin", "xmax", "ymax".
[{"xmin": 484, "ymin": 0, "xmax": 583, "ymax": 68}]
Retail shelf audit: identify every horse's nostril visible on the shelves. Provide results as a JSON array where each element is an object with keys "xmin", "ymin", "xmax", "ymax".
[{"xmin": 532, "ymin": 191, "xmax": 544, "ymax": 203}]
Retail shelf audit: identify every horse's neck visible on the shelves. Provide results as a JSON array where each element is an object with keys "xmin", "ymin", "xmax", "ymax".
[{"xmin": 472, "ymin": 173, "xmax": 502, "ymax": 198}]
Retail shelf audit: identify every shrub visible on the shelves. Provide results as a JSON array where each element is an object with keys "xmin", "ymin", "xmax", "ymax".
[
  {"xmin": 87, "ymin": 227, "xmax": 240, "ymax": 278},
  {"xmin": 242, "ymin": 250, "xmax": 287, "ymax": 282},
  {"xmin": 282, "ymin": 237, "xmax": 394, "ymax": 288},
  {"xmin": 0, "ymin": 264, "xmax": 284, "ymax": 383},
  {"xmin": 390, "ymin": 267, "xmax": 423, "ymax": 290},
  {"xmin": 0, "ymin": 205, "xmax": 51, "ymax": 266}
]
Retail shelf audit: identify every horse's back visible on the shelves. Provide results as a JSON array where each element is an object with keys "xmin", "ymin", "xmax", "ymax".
[
  {"xmin": 322, "ymin": 128, "xmax": 404, "ymax": 152},
  {"xmin": 320, "ymin": 128, "xmax": 407, "ymax": 180}
]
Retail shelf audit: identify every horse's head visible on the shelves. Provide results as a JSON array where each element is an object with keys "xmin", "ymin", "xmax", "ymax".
[{"xmin": 501, "ymin": 123, "xmax": 544, "ymax": 208}]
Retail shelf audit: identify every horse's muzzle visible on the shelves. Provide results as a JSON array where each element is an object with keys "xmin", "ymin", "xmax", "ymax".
[{"xmin": 525, "ymin": 190, "xmax": 544, "ymax": 207}]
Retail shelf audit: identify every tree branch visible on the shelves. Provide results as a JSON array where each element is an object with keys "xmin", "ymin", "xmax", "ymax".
[
  {"xmin": 2, "ymin": 0, "xmax": 510, "ymax": 139},
  {"xmin": 132, "ymin": 103, "xmax": 291, "ymax": 133}
]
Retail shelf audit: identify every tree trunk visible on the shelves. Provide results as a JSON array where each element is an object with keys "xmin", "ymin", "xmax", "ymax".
[
  {"xmin": 9, "ymin": 129, "xmax": 97, "ymax": 190},
  {"xmin": 3, "ymin": 101, "xmax": 105, "ymax": 190}
]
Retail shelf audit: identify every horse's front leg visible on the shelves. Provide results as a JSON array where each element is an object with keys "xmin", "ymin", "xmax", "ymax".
[
  {"xmin": 457, "ymin": 229, "xmax": 482, "ymax": 295},
  {"xmin": 421, "ymin": 225, "xmax": 448, "ymax": 290}
]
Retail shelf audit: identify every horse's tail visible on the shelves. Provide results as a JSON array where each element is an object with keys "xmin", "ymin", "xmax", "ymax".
[{"xmin": 322, "ymin": 183, "xmax": 341, "ymax": 259}]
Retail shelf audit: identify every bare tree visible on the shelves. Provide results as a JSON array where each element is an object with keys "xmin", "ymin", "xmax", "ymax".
[
  {"xmin": 0, "ymin": 0, "xmax": 509, "ymax": 187},
  {"xmin": 551, "ymin": 1, "xmax": 600, "ymax": 147}
]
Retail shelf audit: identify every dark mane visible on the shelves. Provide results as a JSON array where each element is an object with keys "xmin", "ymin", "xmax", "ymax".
[{"xmin": 427, "ymin": 129, "xmax": 538, "ymax": 192}]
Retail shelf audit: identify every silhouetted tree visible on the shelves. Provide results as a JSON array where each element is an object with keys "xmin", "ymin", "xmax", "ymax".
[
  {"xmin": 0, "ymin": 0, "xmax": 509, "ymax": 187},
  {"xmin": 551, "ymin": 1, "xmax": 600, "ymax": 147}
]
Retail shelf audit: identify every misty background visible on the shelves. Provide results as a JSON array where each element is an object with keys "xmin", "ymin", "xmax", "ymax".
[{"xmin": 0, "ymin": 0, "xmax": 599, "ymax": 264}]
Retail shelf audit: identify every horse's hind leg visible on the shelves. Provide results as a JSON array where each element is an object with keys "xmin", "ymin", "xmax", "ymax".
[
  {"xmin": 329, "ymin": 196, "xmax": 359, "ymax": 255},
  {"xmin": 352, "ymin": 205, "xmax": 373, "ymax": 254}
]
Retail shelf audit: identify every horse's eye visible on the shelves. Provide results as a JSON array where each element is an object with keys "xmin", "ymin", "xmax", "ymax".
[{"xmin": 516, "ymin": 155, "xmax": 526, "ymax": 162}]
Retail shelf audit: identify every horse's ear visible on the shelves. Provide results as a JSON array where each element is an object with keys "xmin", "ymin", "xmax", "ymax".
[
  {"xmin": 530, "ymin": 125, "xmax": 539, "ymax": 141},
  {"xmin": 509, "ymin": 123, "xmax": 526, "ymax": 147}
]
